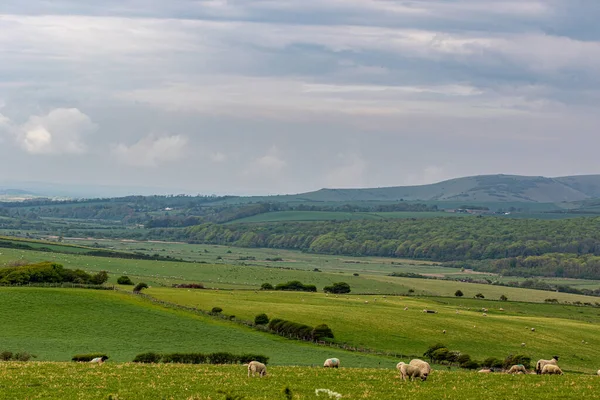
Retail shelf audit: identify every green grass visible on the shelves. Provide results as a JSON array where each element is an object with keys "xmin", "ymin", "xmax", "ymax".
[
  {"xmin": 1, "ymin": 363, "xmax": 598, "ymax": 399},
  {"xmin": 0, "ymin": 287, "xmax": 392, "ymax": 366},
  {"xmin": 147, "ymin": 288, "xmax": 600, "ymax": 373}
]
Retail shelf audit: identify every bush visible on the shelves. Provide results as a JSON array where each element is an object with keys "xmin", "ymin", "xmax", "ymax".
[
  {"xmin": 90, "ymin": 271, "xmax": 109, "ymax": 285},
  {"xmin": 503, "ymin": 354, "xmax": 531, "ymax": 370},
  {"xmin": 0, "ymin": 262, "xmax": 106, "ymax": 285},
  {"xmin": 500, "ymin": 294, "xmax": 508, "ymax": 301},
  {"xmin": 268, "ymin": 318, "xmax": 316, "ymax": 341},
  {"xmin": 72, "ymin": 353, "xmax": 109, "ymax": 362},
  {"xmin": 432, "ymin": 348, "xmax": 450, "ymax": 363},
  {"xmin": 260, "ymin": 283, "xmax": 274, "ymax": 290},
  {"xmin": 475, "ymin": 293, "xmax": 485, "ymax": 299},
  {"xmin": 274, "ymin": 280, "xmax": 317, "ymax": 292},
  {"xmin": 0, "ymin": 351, "xmax": 13, "ymax": 361},
  {"xmin": 13, "ymin": 352, "xmax": 36, "ymax": 362},
  {"xmin": 172, "ymin": 283, "xmax": 204, "ymax": 289},
  {"xmin": 423, "ymin": 343, "xmax": 447, "ymax": 362},
  {"xmin": 117, "ymin": 276, "xmax": 134, "ymax": 285},
  {"xmin": 162, "ymin": 353, "xmax": 207, "ymax": 364},
  {"xmin": 254, "ymin": 313, "xmax": 269, "ymax": 325},
  {"xmin": 455, "ymin": 290, "xmax": 464, "ymax": 297},
  {"xmin": 323, "ymin": 282, "xmax": 351, "ymax": 294},
  {"xmin": 207, "ymin": 352, "xmax": 236, "ymax": 364},
  {"xmin": 238, "ymin": 354, "xmax": 269, "ymax": 365},
  {"xmin": 457, "ymin": 353, "xmax": 472, "ymax": 365},
  {"xmin": 461, "ymin": 360, "xmax": 480, "ymax": 369},
  {"xmin": 312, "ymin": 324, "xmax": 334, "ymax": 341},
  {"xmin": 133, "ymin": 352, "xmax": 162, "ymax": 363},
  {"xmin": 482, "ymin": 357, "xmax": 503, "ymax": 368},
  {"xmin": 133, "ymin": 282, "xmax": 148, "ymax": 293},
  {"xmin": 211, "ymin": 307, "xmax": 223, "ymax": 314}
]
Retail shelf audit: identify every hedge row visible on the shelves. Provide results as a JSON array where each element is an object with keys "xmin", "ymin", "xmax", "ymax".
[
  {"xmin": 132, "ymin": 352, "xmax": 269, "ymax": 365},
  {"xmin": 268, "ymin": 318, "xmax": 334, "ymax": 341}
]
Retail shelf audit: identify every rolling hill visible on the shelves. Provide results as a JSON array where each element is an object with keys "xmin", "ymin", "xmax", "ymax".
[{"xmin": 260, "ymin": 174, "xmax": 600, "ymax": 204}]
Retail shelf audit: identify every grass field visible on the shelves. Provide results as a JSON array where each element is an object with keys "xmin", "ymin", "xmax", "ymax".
[
  {"xmin": 147, "ymin": 288, "xmax": 600, "ymax": 373},
  {"xmin": 0, "ymin": 287, "xmax": 392, "ymax": 366},
  {"xmin": 1, "ymin": 363, "xmax": 598, "ymax": 399}
]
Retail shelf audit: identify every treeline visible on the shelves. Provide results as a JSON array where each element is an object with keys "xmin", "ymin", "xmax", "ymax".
[
  {"xmin": 446, "ymin": 253, "xmax": 600, "ymax": 280},
  {"xmin": 0, "ymin": 262, "xmax": 108, "ymax": 285},
  {"xmin": 179, "ymin": 217, "xmax": 600, "ymax": 261}
]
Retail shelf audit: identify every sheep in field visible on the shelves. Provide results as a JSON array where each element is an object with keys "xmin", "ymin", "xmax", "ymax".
[
  {"xmin": 246, "ymin": 361, "xmax": 267, "ymax": 377},
  {"xmin": 90, "ymin": 356, "xmax": 108, "ymax": 364},
  {"xmin": 507, "ymin": 364, "xmax": 527, "ymax": 374},
  {"xmin": 542, "ymin": 365, "xmax": 563, "ymax": 375},
  {"xmin": 536, "ymin": 356, "xmax": 559, "ymax": 374},
  {"xmin": 478, "ymin": 368, "xmax": 493, "ymax": 373},
  {"xmin": 324, "ymin": 358, "xmax": 340, "ymax": 368},
  {"xmin": 409, "ymin": 359, "xmax": 431, "ymax": 379},
  {"xmin": 597, "ymin": 370, "xmax": 600, "ymax": 376},
  {"xmin": 396, "ymin": 362, "xmax": 427, "ymax": 381}
]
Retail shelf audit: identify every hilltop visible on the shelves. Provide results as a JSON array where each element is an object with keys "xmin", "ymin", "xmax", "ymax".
[{"xmin": 265, "ymin": 174, "xmax": 600, "ymax": 204}]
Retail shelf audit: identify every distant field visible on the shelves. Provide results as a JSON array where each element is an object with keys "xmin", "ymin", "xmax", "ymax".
[
  {"xmin": 0, "ymin": 287, "xmax": 390, "ymax": 366},
  {"xmin": 148, "ymin": 288, "xmax": 600, "ymax": 373},
  {"xmin": 2, "ymin": 363, "xmax": 599, "ymax": 400}
]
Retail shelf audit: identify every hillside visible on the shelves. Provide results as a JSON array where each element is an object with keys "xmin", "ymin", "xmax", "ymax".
[{"xmin": 281, "ymin": 174, "xmax": 600, "ymax": 203}]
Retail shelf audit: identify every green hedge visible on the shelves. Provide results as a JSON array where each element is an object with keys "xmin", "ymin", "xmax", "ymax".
[{"xmin": 133, "ymin": 352, "xmax": 269, "ymax": 365}]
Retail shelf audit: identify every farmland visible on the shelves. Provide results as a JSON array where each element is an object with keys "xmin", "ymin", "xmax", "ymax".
[{"xmin": 1, "ymin": 363, "xmax": 598, "ymax": 400}]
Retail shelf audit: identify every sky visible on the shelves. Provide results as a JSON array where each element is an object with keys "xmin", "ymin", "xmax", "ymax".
[{"xmin": 0, "ymin": 1, "xmax": 599, "ymax": 196}]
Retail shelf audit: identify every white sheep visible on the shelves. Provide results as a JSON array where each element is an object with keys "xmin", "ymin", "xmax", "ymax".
[
  {"xmin": 536, "ymin": 356, "xmax": 559, "ymax": 374},
  {"xmin": 507, "ymin": 364, "xmax": 527, "ymax": 374},
  {"xmin": 246, "ymin": 361, "xmax": 267, "ymax": 377},
  {"xmin": 531, "ymin": 328, "xmax": 535, "ymax": 332},
  {"xmin": 409, "ymin": 359, "xmax": 431, "ymax": 379},
  {"xmin": 323, "ymin": 358, "xmax": 340, "ymax": 368},
  {"xmin": 597, "ymin": 369, "xmax": 600, "ymax": 376},
  {"xmin": 482, "ymin": 313, "xmax": 487, "ymax": 317},
  {"xmin": 404, "ymin": 307, "xmax": 408, "ymax": 311},
  {"xmin": 542, "ymin": 364, "xmax": 563, "ymax": 375},
  {"xmin": 442, "ymin": 329, "xmax": 446, "ymax": 334},
  {"xmin": 397, "ymin": 362, "xmax": 427, "ymax": 381},
  {"xmin": 477, "ymin": 368, "xmax": 493, "ymax": 373},
  {"xmin": 521, "ymin": 343, "xmax": 526, "ymax": 347}
]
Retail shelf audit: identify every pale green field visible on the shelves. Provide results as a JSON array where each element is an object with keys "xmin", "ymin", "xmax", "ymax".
[
  {"xmin": 1, "ymin": 363, "xmax": 599, "ymax": 400},
  {"xmin": 147, "ymin": 288, "xmax": 600, "ymax": 373}
]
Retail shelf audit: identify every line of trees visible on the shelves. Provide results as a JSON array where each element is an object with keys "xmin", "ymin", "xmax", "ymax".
[{"xmin": 0, "ymin": 262, "xmax": 108, "ymax": 285}]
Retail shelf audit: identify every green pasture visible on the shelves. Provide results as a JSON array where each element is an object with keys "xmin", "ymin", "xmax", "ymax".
[
  {"xmin": 0, "ymin": 287, "xmax": 391, "ymax": 366},
  {"xmin": 147, "ymin": 288, "xmax": 600, "ymax": 373},
  {"xmin": 1, "ymin": 363, "xmax": 598, "ymax": 400}
]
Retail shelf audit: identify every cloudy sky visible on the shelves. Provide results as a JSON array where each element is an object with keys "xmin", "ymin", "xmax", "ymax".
[{"xmin": 0, "ymin": 1, "xmax": 599, "ymax": 195}]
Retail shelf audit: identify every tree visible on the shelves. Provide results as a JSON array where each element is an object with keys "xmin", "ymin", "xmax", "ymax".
[
  {"xmin": 323, "ymin": 282, "xmax": 351, "ymax": 294},
  {"xmin": 455, "ymin": 290, "xmax": 464, "ymax": 297},
  {"xmin": 500, "ymin": 294, "xmax": 508, "ymax": 301},
  {"xmin": 254, "ymin": 313, "xmax": 269, "ymax": 325},
  {"xmin": 475, "ymin": 293, "xmax": 485, "ymax": 299},
  {"xmin": 261, "ymin": 283, "xmax": 274, "ymax": 290},
  {"xmin": 133, "ymin": 282, "xmax": 148, "ymax": 293},
  {"xmin": 90, "ymin": 271, "xmax": 109, "ymax": 285},
  {"xmin": 312, "ymin": 324, "xmax": 334, "ymax": 341},
  {"xmin": 117, "ymin": 275, "xmax": 134, "ymax": 285}
]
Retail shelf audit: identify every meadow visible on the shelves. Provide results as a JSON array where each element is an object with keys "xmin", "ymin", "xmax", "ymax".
[
  {"xmin": 1, "ymin": 363, "xmax": 598, "ymax": 400},
  {"xmin": 147, "ymin": 288, "xmax": 600, "ymax": 373},
  {"xmin": 0, "ymin": 287, "xmax": 391, "ymax": 366}
]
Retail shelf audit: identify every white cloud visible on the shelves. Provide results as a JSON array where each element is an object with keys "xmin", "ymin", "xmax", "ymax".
[
  {"xmin": 243, "ymin": 146, "xmax": 286, "ymax": 177},
  {"xmin": 323, "ymin": 154, "xmax": 368, "ymax": 188},
  {"xmin": 112, "ymin": 134, "xmax": 188, "ymax": 167},
  {"xmin": 210, "ymin": 152, "xmax": 227, "ymax": 163},
  {"xmin": 15, "ymin": 108, "xmax": 95, "ymax": 154}
]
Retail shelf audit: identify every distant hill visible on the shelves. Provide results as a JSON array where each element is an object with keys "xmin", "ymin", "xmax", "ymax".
[{"xmin": 267, "ymin": 174, "xmax": 600, "ymax": 204}]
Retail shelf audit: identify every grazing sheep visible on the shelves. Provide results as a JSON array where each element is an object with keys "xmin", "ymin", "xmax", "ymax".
[
  {"xmin": 246, "ymin": 361, "xmax": 267, "ymax": 377},
  {"xmin": 404, "ymin": 307, "xmax": 408, "ymax": 311},
  {"xmin": 397, "ymin": 362, "xmax": 427, "ymax": 381},
  {"xmin": 542, "ymin": 365, "xmax": 563, "ymax": 375},
  {"xmin": 521, "ymin": 343, "xmax": 526, "ymax": 347},
  {"xmin": 536, "ymin": 356, "xmax": 559, "ymax": 374},
  {"xmin": 90, "ymin": 356, "xmax": 108, "ymax": 364},
  {"xmin": 482, "ymin": 313, "xmax": 487, "ymax": 317},
  {"xmin": 442, "ymin": 329, "xmax": 446, "ymax": 334},
  {"xmin": 597, "ymin": 369, "xmax": 600, "ymax": 376},
  {"xmin": 507, "ymin": 364, "xmax": 527, "ymax": 374},
  {"xmin": 409, "ymin": 359, "xmax": 431, "ymax": 379},
  {"xmin": 531, "ymin": 328, "xmax": 535, "ymax": 332},
  {"xmin": 499, "ymin": 308, "xmax": 505, "ymax": 311},
  {"xmin": 323, "ymin": 358, "xmax": 340, "ymax": 368},
  {"xmin": 478, "ymin": 368, "xmax": 493, "ymax": 373}
]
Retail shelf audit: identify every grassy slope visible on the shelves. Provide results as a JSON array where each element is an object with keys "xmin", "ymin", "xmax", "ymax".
[
  {"xmin": 148, "ymin": 288, "xmax": 600, "ymax": 373},
  {"xmin": 0, "ymin": 287, "xmax": 391, "ymax": 366},
  {"xmin": 2, "ymin": 363, "xmax": 599, "ymax": 400}
]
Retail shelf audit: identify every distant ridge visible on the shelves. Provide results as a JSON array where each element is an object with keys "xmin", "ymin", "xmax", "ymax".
[{"xmin": 284, "ymin": 174, "xmax": 600, "ymax": 203}]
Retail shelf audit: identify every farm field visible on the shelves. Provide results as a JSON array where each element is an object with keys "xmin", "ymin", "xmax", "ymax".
[
  {"xmin": 1, "ymin": 363, "xmax": 598, "ymax": 400},
  {"xmin": 0, "ymin": 287, "xmax": 391, "ymax": 366},
  {"xmin": 147, "ymin": 288, "xmax": 600, "ymax": 373}
]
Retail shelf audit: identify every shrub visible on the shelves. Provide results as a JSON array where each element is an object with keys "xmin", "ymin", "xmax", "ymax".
[
  {"xmin": 162, "ymin": 353, "xmax": 207, "ymax": 364},
  {"xmin": 90, "ymin": 271, "xmax": 109, "ymax": 285},
  {"xmin": 207, "ymin": 352, "xmax": 236, "ymax": 364},
  {"xmin": 133, "ymin": 282, "xmax": 148, "ymax": 293},
  {"xmin": 117, "ymin": 276, "xmax": 134, "ymax": 285},
  {"xmin": 238, "ymin": 354, "xmax": 269, "ymax": 365},
  {"xmin": 72, "ymin": 353, "xmax": 109, "ymax": 362},
  {"xmin": 274, "ymin": 280, "xmax": 317, "ymax": 292},
  {"xmin": 260, "ymin": 283, "xmax": 274, "ymax": 290},
  {"xmin": 455, "ymin": 290, "xmax": 464, "ymax": 297},
  {"xmin": 0, "ymin": 262, "xmax": 105, "ymax": 285},
  {"xmin": 172, "ymin": 283, "xmax": 204, "ymax": 289},
  {"xmin": 423, "ymin": 343, "xmax": 447, "ymax": 362},
  {"xmin": 268, "ymin": 318, "xmax": 315, "ymax": 341},
  {"xmin": 503, "ymin": 354, "xmax": 531, "ymax": 370},
  {"xmin": 13, "ymin": 352, "xmax": 36, "ymax": 362},
  {"xmin": 312, "ymin": 324, "xmax": 334, "ymax": 341},
  {"xmin": 500, "ymin": 294, "xmax": 508, "ymax": 301},
  {"xmin": 432, "ymin": 348, "xmax": 450, "ymax": 363},
  {"xmin": 545, "ymin": 298, "xmax": 559, "ymax": 303},
  {"xmin": 353, "ymin": 273, "xmax": 359, "ymax": 276},
  {"xmin": 457, "ymin": 353, "xmax": 472, "ymax": 365},
  {"xmin": 0, "ymin": 351, "xmax": 13, "ymax": 361},
  {"xmin": 475, "ymin": 293, "xmax": 485, "ymax": 299},
  {"xmin": 211, "ymin": 307, "xmax": 223, "ymax": 314},
  {"xmin": 133, "ymin": 352, "xmax": 162, "ymax": 363},
  {"xmin": 254, "ymin": 313, "xmax": 269, "ymax": 325},
  {"xmin": 482, "ymin": 357, "xmax": 503, "ymax": 368},
  {"xmin": 461, "ymin": 360, "xmax": 480, "ymax": 369},
  {"xmin": 323, "ymin": 282, "xmax": 351, "ymax": 294}
]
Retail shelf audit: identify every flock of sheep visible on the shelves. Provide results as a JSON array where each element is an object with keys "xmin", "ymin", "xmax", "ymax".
[{"xmin": 246, "ymin": 355, "xmax": 600, "ymax": 379}]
